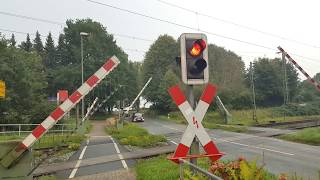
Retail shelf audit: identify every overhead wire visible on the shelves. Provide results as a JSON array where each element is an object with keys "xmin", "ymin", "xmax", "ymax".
[
  {"xmin": 0, "ymin": 27, "xmax": 148, "ymax": 54},
  {"xmin": 86, "ymin": 0, "xmax": 320, "ymax": 65},
  {"xmin": 87, "ymin": 0, "xmax": 277, "ymax": 51},
  {"xmin": 113, "ymin": 33, "xmax": 153, "ymax": 42},
  {"xmin": 1, "ymin": 3, "xmax": 319, "ymax": 65},
  {"xmin": 0, "ymin": 27, "xmax": 59, "ymax": 40},
  {"xmin": 0, "ymin": 11, "xmax": 64, "ymax": 26},
  {"xmin": 156, "ymin": 0, "xmax": 320, "ymax": 49}
]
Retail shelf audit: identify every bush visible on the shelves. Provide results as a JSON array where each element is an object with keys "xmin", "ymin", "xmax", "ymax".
[
  {"xmin": 273, "ymin": 102, "xmax": 320, "ymax": 117},
  {"xmin": 209, "ymin": 157, "xmax": 277, "ymax": 179}
]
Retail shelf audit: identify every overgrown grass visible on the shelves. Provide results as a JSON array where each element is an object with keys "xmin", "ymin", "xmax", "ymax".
[
  {"xmin": 106, "ymin": 123, "xmax": 167, "ymax": 148},
  {"xmin": 33, "ymin": 134, "xmax": 85, "ymax": 149},
  {"xmin": 0, "ymin": 134, "xmax": 24, "ymax": 141},
  {"xmin": 279, "ymin": 127, "xmax": 320, "ymax": 145},
  {"xmin": 135, "ymin": 155, "xmax": 277, "ymax": 180},
  {"xmin": 135, "ymin": 155, "xmax": 179, "ymax": 180}
]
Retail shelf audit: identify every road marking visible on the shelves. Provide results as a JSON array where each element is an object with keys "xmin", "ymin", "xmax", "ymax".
[
  {"xmin": 79, "ymin": 146, "xmax": 87, "ymax": 160},
  {"xmin": 91, "ymin": 135, "xmax": 111, "ymax": 138},
  {"xmin": 110, "ymin": 137, "xmax": 128, "ymax": 169},
  {"xmin": 170, "ymin": 140, "xmax": 178, "ymax": 145},
  {"xmin": 69, "ymin": 139, "xmax": 90, "ymax": 179},
  {"xmin": 212, "ymin": 137, "xmax": 295, "ymax": 156}
]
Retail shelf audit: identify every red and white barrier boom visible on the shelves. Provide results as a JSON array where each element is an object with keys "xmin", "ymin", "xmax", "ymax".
[
  {"xmin": 278, "ymin": 46, "xmax": 320, "ymax": 92},
  {"xmin": 1, "ymin": 56, "xmax": 120, "ymax": 168},
  {"xmin": 168, "ymin": 83, "xmax": 223, "ymax": 163}
]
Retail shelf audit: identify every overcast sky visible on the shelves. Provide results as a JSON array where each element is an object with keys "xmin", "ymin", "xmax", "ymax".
[{"xmin": 1, "ymin": 0, "xmax": 320, "ymax": 79}]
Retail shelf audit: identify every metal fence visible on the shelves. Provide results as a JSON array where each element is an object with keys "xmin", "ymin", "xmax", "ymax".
[
  {"xmin": 0, "ymin": 124, "xmax": 75, "ymax": 136},
  {"xmin": 178, "ymin": 158, "xmax": 222, "ymax": 180}
]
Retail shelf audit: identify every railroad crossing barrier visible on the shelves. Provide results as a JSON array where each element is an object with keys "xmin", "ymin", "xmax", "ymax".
[
  {"xmin": 278, "ymin": 46, "xmax": 320, "ymax": 92},
  {"xmin": 216, "ymin": 96, "xmax": 232, "ymax": 124},
  {"xmin": 0, "ymin": 55, "xmax": 120, "ymax": 169},
  {"xmin": 82, "ymin": 97, "xmax": 98, "ymax": 122},
  {"xmin": 90, "ymin": 86, "xmax": 121, "ymax": 116},
  {"xmin": 168, "ymin": 83, "xmax": 223, "ymax": 163}
]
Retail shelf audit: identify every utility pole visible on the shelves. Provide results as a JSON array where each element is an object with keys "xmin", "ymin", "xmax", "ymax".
[
  {"xmin": 281, "ymin": 52, "xmax": 289, "ymax": 121},
  {"xmin": 250, "ymin": 62, "xmax": 258, "ymax": 123},
  {"xmin": 186, "ymin": 85, "xmax": 199, "ymax": 173},
  {"xmin": 80, "ymin": 32, "xmax": 89, "ymax": 121}
]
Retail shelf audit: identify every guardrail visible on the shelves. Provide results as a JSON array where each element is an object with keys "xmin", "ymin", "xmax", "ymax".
[
  {"xmin": 178, "ymin": 158, "xmax": 222, "ymax": 180},
  {"xmin": 0, "ymin": 124, "xmax": 74, "ymax": 136}
]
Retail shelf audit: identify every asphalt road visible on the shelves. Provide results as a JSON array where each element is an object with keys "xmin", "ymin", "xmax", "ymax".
[
  {"xmin": 138, "ymin": 118, "xmax": 320, "ymax": 179},
  {"xmin": 52, "ymin": 118, "xmax": 320, "ymax": 179}
]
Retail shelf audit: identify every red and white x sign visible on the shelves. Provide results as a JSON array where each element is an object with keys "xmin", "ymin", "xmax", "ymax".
[{"xmin": 168, "ymin": 83, "xmax": 223, "ymax": 163}]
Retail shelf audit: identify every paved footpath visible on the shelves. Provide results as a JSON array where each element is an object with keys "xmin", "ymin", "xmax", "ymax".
[{"xmin": 55, "ymin": 120, "xmax": 135, "ymax": 179}]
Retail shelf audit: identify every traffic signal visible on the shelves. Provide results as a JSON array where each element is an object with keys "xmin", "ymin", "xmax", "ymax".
[{"xmin": 180, "ymin": 33, "xmax": 209, "ymax": 85}]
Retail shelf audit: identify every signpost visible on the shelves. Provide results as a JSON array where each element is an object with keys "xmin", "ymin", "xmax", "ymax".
[
  {"xmin": 0, "ymin": 80, "xmax": 5, "ymax": 98},
  {"xmin": 57, "ymin": 90, "xmax": 68, "ymax": 103}
]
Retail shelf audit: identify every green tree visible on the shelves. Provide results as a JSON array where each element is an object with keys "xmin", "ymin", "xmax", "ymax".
[
  {"xmin": 142, "ymin": 34, "xmax": 179, "ymax": 108},
  {"xmin": 19, "ymin": 33, "xmax": 32, "ymax": 52},
  {"xmin": 0, "ymin": 35, "xmax": 52, "ymax": 124},
  {"xmin": 157, "ymin": 69, "xmax": 180, "ymax": 111},
  {"xmin": 252, "ymin": 58, "xmax": 299, "ymax": 106},
  {"xmin": 33, "ymin": 31, "xmax": 44, "ymax": 55},
  {"xmin": 56, "ymin": 34, "xmax": 69, "ymax": 66},
  {"xmin": 49, "ymin": 19, "xmax": 138, "ymax": 110},
  {"xmin": 10, "ymin": 34, "xmax": 16, "ymax": 47},
  {"xmin": 43, "ymin": 32, "xmax": 56, "ymax": 69},
  {"xmin": 207, "ymin": 44, "xmax": 249, "ymax": 109},
  {"xmin": 297, "ymin": 73, "xmax": 320, "ymax": 102}
]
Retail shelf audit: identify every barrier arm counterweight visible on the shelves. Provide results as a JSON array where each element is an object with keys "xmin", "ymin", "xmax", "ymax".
[
  {"xmin": 278, "ymin": 46, "xmax": 320, "ymax": 92},
  {"xmin": 1, "ymin": 56, "xmax": 120, "ymax": 168}
]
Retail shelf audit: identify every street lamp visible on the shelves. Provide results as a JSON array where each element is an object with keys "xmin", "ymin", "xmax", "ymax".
[{"xmin": 80, "ymin": 32, "xmax": 89, "ymax": 121}]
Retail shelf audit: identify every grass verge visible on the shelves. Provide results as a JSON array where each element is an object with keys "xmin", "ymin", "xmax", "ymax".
[
  {"xmin": 279, "ymin": 127, "xmax": 320, "ymax": 145},
  {"xmin": 106, "ymin": 123, "xmax": 167, "ymax": 148},
  {"xmin": 33, "ymin": 134, "xmax": 85, "ymax": 149},
  {"xmin": 160, "ymin": 109, "xmax": 320, "ymax": 127}
]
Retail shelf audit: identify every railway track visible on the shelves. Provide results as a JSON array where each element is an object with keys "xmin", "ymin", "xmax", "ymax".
[{"xmin": 257, "ymin": 119, "xmax": 320, "ymax": 129}]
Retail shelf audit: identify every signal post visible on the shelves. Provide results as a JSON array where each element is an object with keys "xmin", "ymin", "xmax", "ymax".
[
  {"xmin": 181, "ymin": 33, "xmax": 208, "ymax": 169},
  {"xmin": 169, "ymin": 33, "xmax": 223, "ymax": 172}
]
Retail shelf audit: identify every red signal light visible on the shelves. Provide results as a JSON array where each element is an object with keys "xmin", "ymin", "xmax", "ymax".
[{"xmin": 189, "ymin": 39, "xmax": 206, "ymax": 57}]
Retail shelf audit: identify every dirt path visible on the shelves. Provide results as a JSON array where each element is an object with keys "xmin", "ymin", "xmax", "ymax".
[{"xmin": 89, "ymin": 120, "xmax": 108, "ymax": 137}]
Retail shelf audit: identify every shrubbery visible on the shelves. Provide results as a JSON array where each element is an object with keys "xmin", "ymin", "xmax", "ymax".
[{"xmin": 273, "ymin": 102, "xmax": 320, "ymax": 117}]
